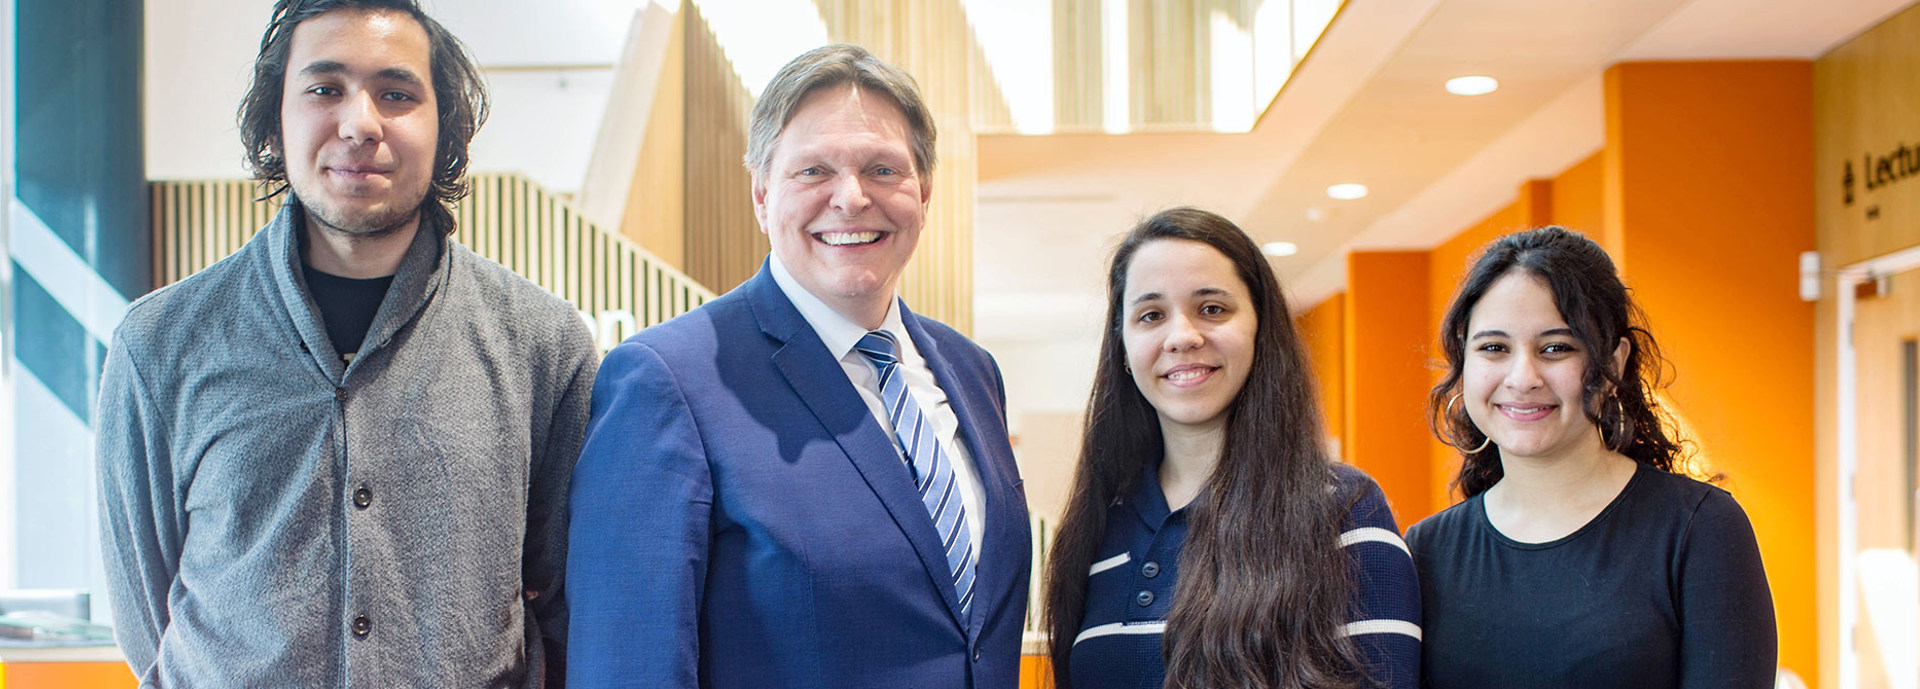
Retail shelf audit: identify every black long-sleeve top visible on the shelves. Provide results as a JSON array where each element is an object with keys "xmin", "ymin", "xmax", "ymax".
[{"xmin": 1406, "ymin": 464, "xmax": 1777, "ymax": 689}]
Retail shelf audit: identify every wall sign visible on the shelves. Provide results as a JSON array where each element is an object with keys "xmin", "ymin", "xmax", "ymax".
[{"xmin": 1843, "ymin": 141, "xmax": 1920, "ymax": 219}]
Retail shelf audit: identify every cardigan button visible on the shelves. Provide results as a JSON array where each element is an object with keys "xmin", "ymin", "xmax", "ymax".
[
  {"xmin": 351, "ymin": 615, "xmax": 371, "ymax": 637},
  {"xmin": 1135, "ymin": 590, "xmax": 1155, "ymax": 607},
  {"xmin": 1141, "ymin": 561, "xmax": 1161, "ymax": 578},
  {"xmin": 352, "ymin": 486, "xmax": 372, "ymax": 509},
  {"xmin": 335, "ymin": 388, "xmax": 348, "ymax": 402}
]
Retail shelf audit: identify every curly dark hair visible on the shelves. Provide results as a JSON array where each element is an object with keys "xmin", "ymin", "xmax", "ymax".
[
  {"xmin": 1429, "ymin": 226, "xmax": 1689, "ymax": 497},
  {"xmin": 236, "ymin": 0, "xmax": 487, "ymax": 233}
]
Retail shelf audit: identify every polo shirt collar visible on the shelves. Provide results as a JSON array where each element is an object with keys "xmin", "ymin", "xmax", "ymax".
[{"xmin": 1128, "ymin": 453, "xmax": 1175, "ymax": 530}]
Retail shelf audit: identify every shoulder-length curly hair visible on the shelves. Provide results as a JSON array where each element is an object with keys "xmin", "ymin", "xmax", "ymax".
[{"xmin": 1429, "ymin": 226, "xmax": 1687, "ymax": 497}]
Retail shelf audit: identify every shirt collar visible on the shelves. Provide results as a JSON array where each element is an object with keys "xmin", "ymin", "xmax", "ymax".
[
  {"xmin": 767, "ymin": 251, "xmax": 909, "ymax": 362},
  {"xmin": 1127, "ymin": 453, "xmax": 1176, "ymax": 529}
]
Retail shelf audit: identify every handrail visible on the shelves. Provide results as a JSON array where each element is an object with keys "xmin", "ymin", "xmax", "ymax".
[{"xmin": 149, "ymin": 173, "xmax": 717, "ymax": 348}]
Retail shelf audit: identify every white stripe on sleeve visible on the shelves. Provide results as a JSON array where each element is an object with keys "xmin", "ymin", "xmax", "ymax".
[
  {"xmin": 1088, "ymin": 552, "xmax": 1131, "ymax": 576},
  {"xmin": 1341, "ymin": 619, "xmax": 1422, "ymax": 640},
  {"xmin": 1338, "ymin": 526, "xmax": 1411, "ymax": 557},
  {"xmin": 1073, "ymin": 621, "xmax": 1167, "ymax": 646}
]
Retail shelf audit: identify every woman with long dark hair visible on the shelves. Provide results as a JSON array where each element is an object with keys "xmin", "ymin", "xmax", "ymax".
[
  {"xmin": 1043, "ymin": 208, "xmax": 1420, "ymax": 689},
  {"xmin": 1408, "ymin": 226, "xmax": 1776, "ymax": 688}
]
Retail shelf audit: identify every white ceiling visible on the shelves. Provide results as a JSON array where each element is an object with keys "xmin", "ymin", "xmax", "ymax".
[{"xmin": 973, "ymin": 0, "xmax": 1916, "ymax": 347}]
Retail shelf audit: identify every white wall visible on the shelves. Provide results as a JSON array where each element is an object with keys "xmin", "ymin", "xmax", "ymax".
[
  {"xmin": 142, "ymin": 0, "xmax": 260, "ymax": 180},
  {"xmin": 466, "ymin": 69, "xmax": 615, "ymax": 195}
]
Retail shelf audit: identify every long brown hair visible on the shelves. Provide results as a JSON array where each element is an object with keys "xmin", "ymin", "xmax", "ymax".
[
  {"xmin": 1429, "ymin": 226, "xmax": 1687, "ymax": 497},
  {"xmin": 1044, "ymin": 208, "xmax": 1360, "ymax": 689}
]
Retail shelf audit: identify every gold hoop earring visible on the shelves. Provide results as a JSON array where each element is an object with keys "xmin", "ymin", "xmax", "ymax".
[{"xmin": 1445, "ymin": 393, "xmax": 1493, "ymax": 454}]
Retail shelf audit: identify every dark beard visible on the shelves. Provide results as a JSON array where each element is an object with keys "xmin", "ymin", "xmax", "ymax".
[{"xmin": 302, "ymin": 199, "xmax": 422, "ymax": 240}]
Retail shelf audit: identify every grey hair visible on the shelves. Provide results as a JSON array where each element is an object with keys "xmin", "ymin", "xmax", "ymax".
[{"xmin": 743, "ymin": 43, "xmax": 937, "ymax": 183}]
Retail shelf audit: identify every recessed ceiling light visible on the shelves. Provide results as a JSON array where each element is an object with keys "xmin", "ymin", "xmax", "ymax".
[
  {"xmin": 1262, "ymin": 242, "xmax": 1298, "ymax": 257},
  {"xmin": 1304, "ymin": 207, "xmax": 1327, "ymax": 222},
  {"xmin": 1326, "ymin": 183, "xmax": 1369, "ymax": 200},
  {"xmin": 1445, "ymin": 75, "xmax": 1499, "ymax": 96}
]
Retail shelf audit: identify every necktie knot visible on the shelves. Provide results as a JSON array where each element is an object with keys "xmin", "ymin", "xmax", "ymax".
[{"xmin": 856, "ymin": 330, "xmax": 901, "ymax": 366}]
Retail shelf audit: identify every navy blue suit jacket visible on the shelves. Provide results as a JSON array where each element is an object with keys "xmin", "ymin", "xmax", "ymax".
[{"xmin": 568, "ymin": 265, "xmax": 1032, "ymax": 688}]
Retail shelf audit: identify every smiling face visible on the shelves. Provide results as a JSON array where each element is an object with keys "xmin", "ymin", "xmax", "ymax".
[
  {"xmin": 753, "ymin": 84, "xmax": 930, "ymax": 328},
  {"xmin": 278, "ymin": 8, "xmax": 438, "ymax": 238},
  {"xmin": 1462, "ymin": 270, "xmax": 1627, "ymax": 464},
  {"xmin": 1120, "ymin": 239, "xmax": 1259, "ymax": 436}
]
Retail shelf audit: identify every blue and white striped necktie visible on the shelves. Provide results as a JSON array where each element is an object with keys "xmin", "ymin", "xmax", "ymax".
[{"xmin": 854, "ymin": 330, "xmax": 977, "ymax": 617}]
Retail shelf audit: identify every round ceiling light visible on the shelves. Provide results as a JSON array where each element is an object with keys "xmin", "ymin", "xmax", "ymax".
[
  {"xmin": 1262, "ymin": 242, "xmax": 1298, "ymax": 257},
  {"xmin": 1445, "ymin": 75, "xmax": 1499, "ymax": 96},
  {"xmin": 1326, "ymin": 183, "xmax": 1369, "ymax": 200}
]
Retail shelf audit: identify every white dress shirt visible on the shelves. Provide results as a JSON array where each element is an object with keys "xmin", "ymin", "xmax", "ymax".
[{"xmin": 768, "ymin": 254, "xmax": 987, "ymax": 556}]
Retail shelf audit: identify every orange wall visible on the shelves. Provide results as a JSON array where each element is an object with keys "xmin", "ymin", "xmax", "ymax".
[
  {"xmin": 1021, "ymin": 655, "xmax": 1049, "ymax": 688},
  {"xmin": 1296, "ymin": 293, "xmax": 1347, "ymax": 460},
  {"xmin": 1551, "ymin": 152, "xmax": 1606, "ymax": 240},
  {"xmin": 1344, "ymin": 252, "xmax": 1432, "ymax": 523},
  {"xmin": 1605, "ymin": 61, "xmax": 1817, "ymax": 684},
  {"xmin": 3, "ymin": 662, "xmax": 137, "ymax": 688}
]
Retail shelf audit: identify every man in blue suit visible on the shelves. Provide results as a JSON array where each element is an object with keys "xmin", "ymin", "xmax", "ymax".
[{"xmin": 568, "ymin": 44, "xmax": 1032, "ymax": 687}]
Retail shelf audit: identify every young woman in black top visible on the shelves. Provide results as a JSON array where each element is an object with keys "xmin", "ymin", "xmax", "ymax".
[{"xmin": 1406, "ymin": 226, "xmax": 1777, "ymax": 688}]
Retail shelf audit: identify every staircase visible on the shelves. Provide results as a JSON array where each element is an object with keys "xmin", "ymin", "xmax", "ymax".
[{"xmin": 148, "ymin": 173, "xmax": 716, "ymax": 348}]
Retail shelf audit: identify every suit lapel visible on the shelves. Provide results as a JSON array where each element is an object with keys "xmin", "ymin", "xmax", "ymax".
[
  {"xmin": 901, "ymin": 305, "xmax": 1021, "ymax": 641},
  {"xmin": 744, "ymin": 269, "xmax": 969, "ymax": 626}
]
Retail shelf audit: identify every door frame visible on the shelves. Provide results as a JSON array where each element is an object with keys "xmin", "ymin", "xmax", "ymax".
[{"xmin": 1836, "ymin": 244, "xmax": 1920, "ymax": 689}]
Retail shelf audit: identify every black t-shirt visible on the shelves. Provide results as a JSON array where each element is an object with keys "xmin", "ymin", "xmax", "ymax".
[
  {"xmin": 303, "ymin": 264, "xmax": 394, "ymax": 363},
  {"xmin": 1405, "ymin": 464, "xmax": 1777, "ymax": 689}
]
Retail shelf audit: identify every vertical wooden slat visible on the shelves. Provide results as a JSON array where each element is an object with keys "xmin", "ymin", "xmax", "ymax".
[{"xmin": 147, "ymin": 174, "xmax": 713, "ymax": 333}]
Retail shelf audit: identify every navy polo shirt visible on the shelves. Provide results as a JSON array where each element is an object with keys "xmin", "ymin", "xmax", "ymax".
[{"xmin": 1066, "ymin": 459, "xmax": 1422, "ymax": 688}]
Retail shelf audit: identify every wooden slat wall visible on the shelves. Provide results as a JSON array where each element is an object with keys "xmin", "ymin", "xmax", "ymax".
[
  {"xmin": 1129, "ymin": 0, "xmax": 1201, "ymax": 127},
  {"xmin": 1052, "ymin": 0, "xmax": 1105, "ymax": 131},
  {"xmin": 965, "ymin": 24, "xmax": 1016, "ymax": 135},
  {"xmin": 1041, "ymin": 0, "xmax": 1272, "ymax": 134},
  {"xmin": 817, "ymin": 0, "xmax": 979, "ymax": 335},
  {"xmin": 619, "ymin": 5, "xmax": 689, "ymax": 272},
  {"xmin": 681, "ymin": 3, "xmax": 767, "ymax": 296},
  {"xmin": 150, "ymin": 180, "xmax": 283, "ymax": 287},
  {"xmin": 147, "ymin": 173, "xmax": 714, "ymax": 332}
]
